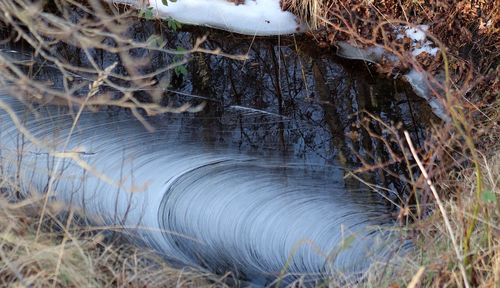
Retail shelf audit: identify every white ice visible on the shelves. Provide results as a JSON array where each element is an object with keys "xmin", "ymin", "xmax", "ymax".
[
  {"xmin": 404, "ymin": 69, "xmax": 450, "ymax": 122},
  {"xmin": 112, "ymin": 0, "xmax": 304, "ymax": 36}
]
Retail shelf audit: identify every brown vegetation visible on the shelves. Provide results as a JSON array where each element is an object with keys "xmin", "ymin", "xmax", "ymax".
[
  {"xmin": 0, "ymin": 192, "xmax": 217, "ymax": 287},
  {"xmin": 284, "ymin": 0, "xmax": 498, "ymax": 92},
  {"xmin": 282, "ymin": 0, "xmax": 499, "ymax": 287}
]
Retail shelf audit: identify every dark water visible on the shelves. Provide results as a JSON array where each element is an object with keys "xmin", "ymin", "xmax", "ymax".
[
  {"xmin": 142, "ymin": 25, "xmax": 434, "ymax": 201},
  {"xmin": 0, "ymin": 21, "xmax": 435, "ymax": 285},
  {"xmin": 2, "ymin": 21, "xmax": 434, "ymax": 195}
]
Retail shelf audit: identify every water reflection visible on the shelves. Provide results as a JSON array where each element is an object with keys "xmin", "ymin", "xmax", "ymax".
[
  {"xmin": 1, "ymin": 20, "xmax": 436, "ymax": 207},
  {"xmin": 150, "ymin": 27, "xmax": 434, "ymax": 205},
  {"xmin": 0, "ymin": 20, "xmax": 434, "ymax": 284}
]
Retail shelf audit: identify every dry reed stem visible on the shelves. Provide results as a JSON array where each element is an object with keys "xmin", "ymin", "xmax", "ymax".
[
  {"xmin": 404, "ymin": 130, "xmax": 470, "ymax": 288},
  {"xmin": 35, "ymin": 62, "xmax": 118, "ymax": 240},
  {"xmin": 407, "ymin": 266, "xmax": 425, "ymax": 288}
]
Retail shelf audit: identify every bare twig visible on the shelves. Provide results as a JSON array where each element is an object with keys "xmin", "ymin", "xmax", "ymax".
[{"xmin": 404, "ymin": 130, "xmax": 470, "ymax": 288}]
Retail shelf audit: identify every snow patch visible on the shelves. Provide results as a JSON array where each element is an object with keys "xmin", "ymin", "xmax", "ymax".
[
  {"xmin": 397, "ymin": 25, "xmax": 439, "ymax": 57},
  {"xmin": 412, "ymin": 46, "xmax": 439, "ymax": 57},
  {"xmin": 404, "ymin": 25, "xmax": 429, "ymax": 42},
  {"xmin": 112, "ymin": 0, "xmax": 304, "ymax": 36}
]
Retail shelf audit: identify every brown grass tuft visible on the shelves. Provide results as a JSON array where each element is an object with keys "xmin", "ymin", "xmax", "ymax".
[{"xmin": 0, "ymin": 192, "xmax": 221, "ymax": 287}]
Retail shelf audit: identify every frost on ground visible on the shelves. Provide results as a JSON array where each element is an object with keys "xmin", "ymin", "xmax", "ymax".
[{"xmin": 112, "ymin": 0, "xmax": 304, "ymax": 35}]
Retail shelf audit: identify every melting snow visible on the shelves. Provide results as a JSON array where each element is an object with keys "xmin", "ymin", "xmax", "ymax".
[
  {"xmin": 404, "ymin": 25, "xmax": 429, "ymax": 42},
  {"xmin": 112, "ymin": 0, "xmax": 304, "ymax": 35},
  {"xmin": 397, "ymin": 25, "xmax": 439, "ymax": 57}
]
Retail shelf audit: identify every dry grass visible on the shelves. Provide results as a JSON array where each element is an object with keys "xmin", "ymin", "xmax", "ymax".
[
  {"xmin": 0, "ymin": 191, "xmax": 219, "ymax": 287},
  {"xmin": 387, "ymin": 153, "xmax": 499, "ymax": 288},
  {"xmin": 0, "ymin": 0, "xmax": 230, "ymax": 287},
  {"xmin": 339, "ymin": 107, "xmax": 499, "ymax": 287},
  {"xmin": 281, "ymin": 0, "xmax": 323, "ymax": 29},
  {"xmin": 284, "ymin": 0, "xmax": 499, "ymax": 287},
  {"xmin": 285, "ymin": 0, "xmax": 498, "ymax": 90}
]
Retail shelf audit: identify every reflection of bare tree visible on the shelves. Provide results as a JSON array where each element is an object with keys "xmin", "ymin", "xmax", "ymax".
[
  {"xmin": 268, "ymin": 45, "xmax": 286, "ymax": 152},
  {"xmin": 190, "ymin": 34, "xmax": 223, "ymax": 146},
  {"xmin": 311, "ymin": 59, "xmax": 349, "ymax": 166},
  {"xmin": 2, "ymin": 22, "xmax": 434, "ymax": 205},
  {"xmin": 167, "ymin": 31, "xmax": 434, "ymax": 201}
]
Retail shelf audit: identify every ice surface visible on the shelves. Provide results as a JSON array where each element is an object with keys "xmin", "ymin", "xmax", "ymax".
[{"xmin": 404, "ymin": 69, "xmax": 449, "ymax": 121}]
